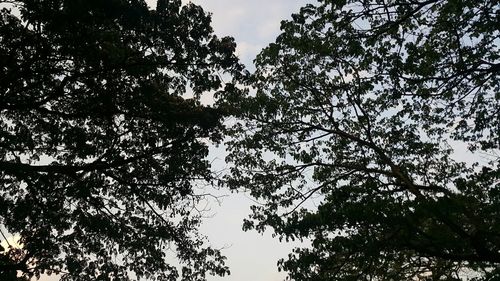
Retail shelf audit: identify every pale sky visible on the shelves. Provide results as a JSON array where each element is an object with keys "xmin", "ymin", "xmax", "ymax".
[
  {"xmin": 179, "ymin": 1, "xmax": 312, "ymax": 281},
  {"xmin": 183, "ymin": 0, "xmax": 310, "ymax": 68},
  {"xmin": 23, "ymin": 1, "xmax": 311, "ymax": 281}
]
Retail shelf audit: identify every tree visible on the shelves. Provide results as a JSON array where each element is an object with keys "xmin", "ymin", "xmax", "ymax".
[
  {"xmin": 224, "ymin": 0, "xmax": 500, "ymax": 280},
  {"xmin": 0, "ymin": 0, "xmax": 242, "ymax": 280}
]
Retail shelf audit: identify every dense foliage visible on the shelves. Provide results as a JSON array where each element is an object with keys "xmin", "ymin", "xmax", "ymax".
[
  {"xmin": 0, "ymin": 0, "xmax": 241, "ymax": 280},
  {"xmin": 225, "ymin": 0, "xmax": 500, "ymax": 280}
]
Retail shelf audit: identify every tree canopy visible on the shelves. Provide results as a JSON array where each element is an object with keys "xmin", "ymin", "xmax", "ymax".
[
  {"xmin": 225, "ymin": 0, "xmax": 499, "ymax": 280},
  {"xmin": 0, "ymin": 0, "xmax": 241, "ymax": 280}
]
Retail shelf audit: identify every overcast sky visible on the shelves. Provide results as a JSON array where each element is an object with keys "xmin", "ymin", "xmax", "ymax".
[
  {"xmin": 176, "ymin": 1, "xmax": 312, "ymax": 281},
  {"xmin": 182, "ymin": 0, "xmax": 310, "ymax": 67}
]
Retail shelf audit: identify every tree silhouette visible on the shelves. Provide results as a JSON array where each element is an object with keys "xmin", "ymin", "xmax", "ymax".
[
  {"xmin": 0, "ymin": 0, "xmax": 242, "ymax": 280},
  {"xmin": 225, "ymin": 0, "xmax": 499, "ymax": 280}
]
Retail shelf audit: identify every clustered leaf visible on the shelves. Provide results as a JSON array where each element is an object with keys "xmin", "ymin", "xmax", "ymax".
[
  {"xmin": 225, "ymin": 0, "xmax": 499, "ymax": 280},
  {"xmin": 0, "ymin": 0, "xmax": 242, "ymax": 280}
]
